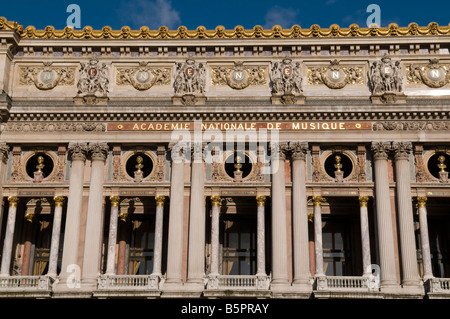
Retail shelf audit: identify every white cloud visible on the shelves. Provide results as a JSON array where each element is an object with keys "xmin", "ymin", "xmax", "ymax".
[
  {"xmin": 263, "ymin": 5, "xmax": 300, "ymax": 29},
  {"xmin": 117, "ymin": 0, "xmax": 181, "ymax": 30}
]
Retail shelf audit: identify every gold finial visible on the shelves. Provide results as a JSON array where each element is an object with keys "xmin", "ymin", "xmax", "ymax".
[
  {"xmin": 359, "ymin": 196, "xmax": 369, "ymax": 207},
  {"xmin": 110, "ymin": 196, "xmax": 120, "ymax": 207},
  {"xmin": 312, "ymin": 196, "xmax": 323, "ymax": 207},
  {"xmin": 36, "ymin": 155, "xmax": 45, "ymax": 172},
  {"xmin": 211, "ymin": 196, "xmax": 221, "ymax": 207},
  {"xmin": 438, "ymin": 155, "xmax": 447, "ymax": 172},
  {"xmin": 135, "ymin": 155, "xmax": 144, "ymax": 172},
  {"xmin": 256, "ymin": 195, "xmax": 266, "ymax": 207},
  {"xmin": 155, "ymin": 195, "xmax": 165, "ymax": 207},
  {"xmin": 234, "ymin": 155, "xmax": 242, "ymax": 172},
  {"xmin": 417, "ymin": 196, "xmax": 427, "ymax": 208},
  {"xmin": 334, "ymin": 155, "xmax": 342, "ymax": 172},
  {"xmin": 54, "ymin": 196, "xmax": 65, "ymax": 207},
  {"xmin": 8, "ymin": 196, "xmax": 18, "ymax": 207}
]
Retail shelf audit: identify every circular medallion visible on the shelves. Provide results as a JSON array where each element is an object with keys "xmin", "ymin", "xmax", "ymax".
[
  {"xmin": 40, "ymin": 70, "xmax": 55, "ymax": 84},
  {"xmin": 136, "ymin": 70, "xmax": 151, "ymax": 83},
  {"xmin": 427, "ymin": 67, "xmax": 445, "ymax": 82},
  {"xmin": 282, "ymin": 66, "xmax": 293, "ymax": 77},
  {"xmin": 88, "ymin": 67, "xmax": 98, "ymax": 77},
  {"xmin": 185, "ymin": 67, "xmax": 195, "ymax": 77},
  {"xmin": 231, "ymin": 69, "xmax": 247, "ymax": 83},
  {"xmin": 327, "ymin": 69, "xmax": 345, "ymax": 83},
  {"xmin": 381, "ymin": 65, "xmax": 392, "ymax": 76}
]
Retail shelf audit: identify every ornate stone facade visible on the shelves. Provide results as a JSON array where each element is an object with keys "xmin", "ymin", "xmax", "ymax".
[{"xmin": 1, "ymin": 19, "xmax": 450, "ymax": 301}]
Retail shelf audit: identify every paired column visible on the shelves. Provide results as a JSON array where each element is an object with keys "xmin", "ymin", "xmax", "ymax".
[
  {"xmin": 47, "ymin": 196, "xmax": 65, "ymax": 277},
  {"xmin": 209, "ymin": 196, "xmax": 221, "ymax": 276},
  {"xmin": 81, "ymin": 142, "xmax": 109, "ymax": 287},
  {"xmin": 58, "ymin": 142, "xmax": 88, "ymax": 285},
  {"xmin": 165, "ymin": 142, "xmax": 186, "ymax": 285},
  {"xmin": 270, "ymin": 143, "xmax": 289, "ymax": 286},
  {"xmin": 152, "ymin": 195, "xmax": 166, "ymax": 276},
  {"xmin": 392, "ymin": 142, "xmax": 420, "ymax": 287},
  {"xmin": 312, "ymin": 196, "xmax": 324, "ymax": 276},
  {"xmin": 359, "ymin": 196, "xmax": 372, "ymax": 276},
  {"xmin": 0, "ymin": 196, "xmax": 18, "ymax": 276},
  {"xmin": 0, "ymin": 144, "xmax": 10, "ymax": 242},
  {"xmin": 187, "ymin": 143, "xmax": 206, "ymax": 285},
  {"xmin": 105, "ymin": 196, "xmax": 120, "ymax": 275},
  {"xmin": 371, "ymin": 142, "xmax": 398, "ymax": 287},
  {"xmin": 417, "ymin": 196, "xmax": 433, "ymax": 280},
  {"xmin": 291, "ymin": 142, "xmax": 311, "ymax": 287},
  {"xmin": 256, "ymin": 195, "xmax": 266, "ymax": 276}
]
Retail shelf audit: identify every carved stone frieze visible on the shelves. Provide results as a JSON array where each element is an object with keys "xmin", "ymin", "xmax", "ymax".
[
  {"xmin": 369, "ymin": 55, "xmax": 405, "ymax": 104},
  {"xmin": 406, "ymin": 59, "xmax": 450, "ymax": 88},
  {"xmin": 308, "ymin": 60, "xmax": 363, "ymax": 89},
  {"xmin": 173, "ymin": 58, "xmax": 206, "ymax": 95},
  {"xmin": 19, "ymin": 62, "xmax": 75, "ymax": 90},
  {"xmin": 75, "ymin": 58, "xmax": 109, "ymax": 105},
  {"xmin": 116, "ymin": 62, "xmax": 171, "ymax": 90},
  {"xmin": 270, "ymin": 58, "xmax": 304, "ymax": 104},
  {"xmin": 373, "ymin": 121, "xmax": 450, "ymax": 131},
  {"xmin": 211, "ymin": 62, "xmax": 266, "ymax": 90},
  {"xmin": 4, "ymin": 122, "xmax": 106, "ymax": 132}
]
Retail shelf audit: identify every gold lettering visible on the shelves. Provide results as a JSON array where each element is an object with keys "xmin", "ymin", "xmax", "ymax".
[
  {"xmin": 331, "ymin": 123, "xmax": 337, "ymax": 129},
  {"xmin": 276, "ymin": 123, "xmax": 281, "ymax": 129},
  {"xmin": 323, "ymin": 123, "xmax": 330, "ymax": 130},
  {"xmin": 156, "ymin": 124, "xmax": 162, "ymax": 130},
  {"xmin": 133, "ymin": 123, "xmax": 139, "ymax": 130},
  {"xmin": 339, "ymin": 123, "xmax": 345, "ymax": 130},
  {"xmin": 140, "ymin": 123, "xmax": 147, "ymax": 130},
  {"xmin": 293, "ymin": 123, "xmax": 300, "ymax": 130}
]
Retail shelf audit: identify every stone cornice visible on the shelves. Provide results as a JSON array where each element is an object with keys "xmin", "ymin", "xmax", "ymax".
[{"xmin": 1, "ymin": 18, "xmax": 449, "ymax": 40}]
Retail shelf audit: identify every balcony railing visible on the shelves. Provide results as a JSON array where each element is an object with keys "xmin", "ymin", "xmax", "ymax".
[
  {"xmin": 97, "ymin": 274, "xmax": 161, "ymax": 290},
  {"xmin": 206, "ymin": 275, "xmax": 270, "ymax": 290},
  {"xmin": 316, "ymin": 275, "xmax": 380, "ymax": 291},
  {"xmin": 0, "ymin": 276, "xmax": 53, "ymax": 290},
  {"xmin": 427, "ymin": 278, "xmax": 450, "ymax": 293}
]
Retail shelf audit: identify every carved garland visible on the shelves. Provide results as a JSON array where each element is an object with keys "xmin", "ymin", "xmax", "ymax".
[
  {"xmin": 19, "ymin": 63, "xmax": 75, "ymax": 90},
  {"xmin": 116, "ymin": 64, "xmax": 171, "ymax": 90}
]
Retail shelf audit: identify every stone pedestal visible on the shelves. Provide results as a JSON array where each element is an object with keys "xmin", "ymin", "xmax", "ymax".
[
  {"xmin": 334, "ymin": 170, "xmax": 344, "ymax": 183},
  {"xmin": 172, "ymin": 94, "xmax": 207, "ymax": 105},
  {"xmin": 439, "ymin": 171, "xmax": 448, "ymax": 183},
  {"xmin": 33, "ymin": 171, "xmax": 44, "ymax": 183},
  {"xmin": 134, "ymin": 170, "xmax": 143, "ymax": 183},
  {"xmin": 370, "ymin": 92, "xmax": 406, "ymax": 104},
  {"xmin": 73, "ymin": 94, "xmax": 109, "ymax": 105},
  {"xmin": 233, "ymin": 170, "xmax": 243, "ymax": 182},
  {"xmin": 271, "ymin": 94, "xmax": 306, "ymax": 105}
]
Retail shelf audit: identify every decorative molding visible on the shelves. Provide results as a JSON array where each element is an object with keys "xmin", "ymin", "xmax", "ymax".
[
  {"xmin": 3, "ymin": 122, "xmax": 106, "ymax": 132},
  {"xmin": 116, "ymin": 63, "xmax": 171, "ymax": 90},
  {"xmin": 307, "ymin": 60, "xmax": 364, "ymax": 89},
  {"xmin": 2, "ymin": 18, "xmax": 449, "ymax": 39},
  {"xmin": 211, "ymin": 62, "xmax": 266, "ymax": 89},
  {"xmin": 373, "ymin": 121, "xmax": 450, "ymax": 131},
  {"xmin": 406, "ymin": 59, "xmax": 450, "ymax": 88},
  {"xmin": 414, "ymin": 144, "xmax": 425, "ymax": 182},
  {"xmin": 19, "ymin": 63, "xmax": 75, "ymax": 90}
]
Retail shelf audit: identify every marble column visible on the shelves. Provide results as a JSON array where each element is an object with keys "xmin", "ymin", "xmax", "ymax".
[
  {"xmin": 392, "ymin": 142, "xmax": 420, "ymax": 287},
  {"xmin": 0, "ymin": 196, "xmax": 18, "ymax": 276},
  {"xmin": 58, "ymin": 142, "xmax": 88, "ymax": 284},
  {"xmin": 47, "ymin": 196, "xmax": 65, "ymax": 277},
  {"xmin": 371, "ymin": 142, "xmax": 398, "ymax": 287},
  {"xmin": 187, "ymin": 143, "xmax": 206, "ymax": 285},
  {"xmin": 270, "ymin": 143, "xmax": 289, "ymax": 286},
  {"xmin": 312, "ymin": 196, "xmax": 324, "ymax": 276},
  {"xmin": 81, "ymin": 142, "xmax": 109, "ymax": 287},
  {"xmin": 291, "ymin": 142, "xmax": 311, "ymax": 287},
  {"xmin": 165, "ymin": 143, "xmax": 186, "ymax": 285},
  {"xmin": 0, "ymin": 144, "xmax": 10, "ymax": 240},
  {"xmin": 20, "ymin": 211, "xmax": 34, "ymax": 276},
  {"xmin": 152, "ymin": 195, "xmax": 165, "ymax": 276},
  {"xmin": 210, "ymin": 196, "xmax": 221, "ymax": 276},
  {"xmin": 256, "ymin": 195, "xmax": 266, "ymax": 276},
  {"xmin": 105, "ymin": 196, "xmax": 120, "ymax": 275},
  {"xmin": 417, "ymin": 196, "xmax": 433, "ymax": 280},
  {"xmin": 359, "ymin": 196, "xmax": 372, "ymax": 276}
]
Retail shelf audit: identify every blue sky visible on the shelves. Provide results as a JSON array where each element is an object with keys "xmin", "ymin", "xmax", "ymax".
[{"xmin": 1, "ymin": 0, "xmax": 449, "ymax": 30}]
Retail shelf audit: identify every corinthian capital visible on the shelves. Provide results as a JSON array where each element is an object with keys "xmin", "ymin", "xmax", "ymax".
[
  {"xmin": 0, "ymin": 143, "xmax": 9, "ymax": 162},
  {"xmin": 290, "ymin": 142, "xmax": 308, "ymax": 161},
  {"xmin": 88, "ymin": 142, "xmax": 109, "ymax": 161},
  {"xmin": 270, "ymin": 142, "xmax": 289, "ymax": 160},
  {"xmin": 68, "ymin": 142, "xmax": 88, "ymax": 161},
  {"xmin": 392, "ymin": 141, "xmax": 412, "ymax": 160},
  {"xmin": 371, "ymin": 141, "xmax": 391, "ymax": 160}
]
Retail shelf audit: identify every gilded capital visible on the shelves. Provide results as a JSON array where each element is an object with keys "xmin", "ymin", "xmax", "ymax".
[
  {"xmin": 417, "ymin": 196, "xmax": 427, "ymax": 208},
  {"xmin": 109, "ymin": 196, "xmax": 120, "ymax": 207},
  {"xmin": 359, "ymin": 196, "xmax": 369, "ymax": 207},
  {"xmin": 312, "ymin": 196, "xmax": 323, "ymax": 207},
  {"xmin": 211, "ymin": 195, "xmax": 221, "ymax": 207},
  {"xmin": 8, "ymin": 196, "xmax": 18, "ymax": 207},
  {"xmin": 155, "ymin": 195, "xmax": 166, "ymax": 206},
  {"xmin": 256, "ymin": 195, "xmax": 266, "ymax": 207},
  {"xmin": 53, "ymin": 196, "xmax": 65, "ymax": 207}
]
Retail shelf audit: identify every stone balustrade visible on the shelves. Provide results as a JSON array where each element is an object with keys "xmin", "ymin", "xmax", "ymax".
[
  {"xmin": 316, "ymin": 276, "xmax": 380, "ymax": 291},
  {"xmin": 206, "ymin": 275, "xmax": 271, "ymax": 290},
  {"xmin": 97, "ymin": 274, "xmax": 161, "ymax": 290}
]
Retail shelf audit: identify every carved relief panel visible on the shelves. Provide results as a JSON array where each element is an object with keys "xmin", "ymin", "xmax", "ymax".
[
  {"xmin": 211, "ymin": 62, "xmax": 266, "ymax": 90},
  {"xmin": 406, "ymin": 59, "xmax": 450, "ymax": 88},
  {"xmin": 19, "ymin": 62, "xmax": 75, "ymax": 90},
  {"xmin": 116, "ymin": 62, "xmax": 171, "ymax": 90},
  {"xmin": 307, "ymin": 60, "xmax": 364, "ymax": 89}
]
